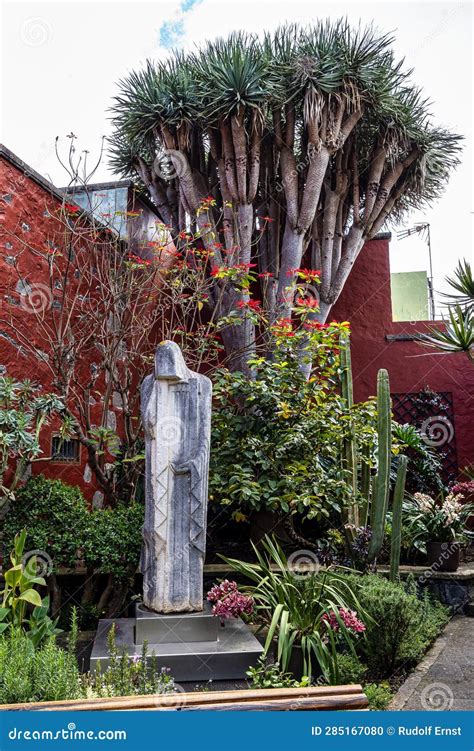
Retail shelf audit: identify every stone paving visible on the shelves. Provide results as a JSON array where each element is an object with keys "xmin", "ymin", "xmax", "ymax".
[{"xmin": 390, "ymin": 616, "xmax": 474, "ymax": 711}]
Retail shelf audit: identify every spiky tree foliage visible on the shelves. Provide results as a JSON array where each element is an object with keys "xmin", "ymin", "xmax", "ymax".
[
  {"xmin": 110, "ymin": 20, "xmax": 461, "ymax": 372},
  {"xmin": 422, "ymin": 260, "xmax": 474, "ymax": 361}
]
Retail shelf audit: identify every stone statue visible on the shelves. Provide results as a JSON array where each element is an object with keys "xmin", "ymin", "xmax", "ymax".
[{"xmin": 140, "ymin": 341, "xmax": 212, "ymax": 613}]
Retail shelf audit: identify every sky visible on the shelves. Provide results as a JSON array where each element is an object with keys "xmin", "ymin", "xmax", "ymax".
[{"xmin": 1, "ymin": 0, "xmax": 473, "ymax": 306}]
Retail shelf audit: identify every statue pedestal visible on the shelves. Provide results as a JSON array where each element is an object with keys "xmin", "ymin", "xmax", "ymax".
[
  {"xmin": 90, "ymin": 603, "xmax": 263, "ymax": 682},
  {"xmin": 135, "ymin": 601, "xmax": 219, "ymax": 644}
]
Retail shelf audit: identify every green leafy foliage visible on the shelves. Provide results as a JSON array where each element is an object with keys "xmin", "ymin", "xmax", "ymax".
[
  {"xmin": 0, "ymin": 377, "xmax": 65, "ymax": 512},
  {"xmin": 0, "ymin": 530, "xmax": 61, "ymax": 646},
  {"xmin": 81, "ymin": 503, "xmax": 144, "ymax": 581},
  {"xmin": 403, "ymin": 491, "xmax": 474, "ymax": 550},
  {"xmin": 393, "ymin": 423, "xmax": 445, "ymax": 496},
  {"xmin": 222, "ymin": 536, "xmax": 367, "ymax": 683},
  {"xmin": 210, "ymin": 326, "xmax": 377, "ymax": 521},
  {"xmin": 343, "ymin": 573, "xmax": 449, "ymax": 677},
  {"xmin": 3, "ymin": 477, "xmax": 87, "ymax": 571},
  {"xmin": 364, "ymin": 682, "xmax": 393, "ymax": 710},
  {"xmin": 422, "ymin": 260, "xmax": 474, "ymax": 360},
  {"xmin": 334, "ymin": 652, "xmax": 367, "ymax": 684},
  {"xmin": 246, "ymin": 654, "xmax": 310, "ymax": 689},
  {"xmin": 4, "ymin": 477, "xmax": 144, "ymax": 583}
]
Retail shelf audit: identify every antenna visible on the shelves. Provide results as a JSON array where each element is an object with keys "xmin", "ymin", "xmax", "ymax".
[{"xmin": 396, "ymin": 223, "xmax": 435, "ymax": 320}]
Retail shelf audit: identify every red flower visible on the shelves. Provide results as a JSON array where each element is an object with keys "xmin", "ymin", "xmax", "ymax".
[
  {"xmin": 64, "ymin": 203, "xmax": 80, "ymax": 213},
  {"xmin": 295, "ymin": 296, "xmax": 319, "ymax": 308},
  {"xmin": 237, "ymin": 299, "xmax": 262, "ymax": 312},
  {"xmin": 303, "ymin": 321, "xmax": 328, "ymax": 331},
  {"xmin": 258, "ymin": 272, "xmax": 274, "ymax": 278}
]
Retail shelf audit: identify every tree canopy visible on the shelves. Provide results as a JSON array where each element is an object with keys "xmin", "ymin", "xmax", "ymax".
[{"xmin": 109, "ymin": 20, "xmax": 461, "ymax": 372}]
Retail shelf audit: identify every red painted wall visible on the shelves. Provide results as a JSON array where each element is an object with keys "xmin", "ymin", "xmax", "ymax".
[
  {"xmin": 331, "ymin": 238, "xmax": 473, "ymax": 474},
  {"xmin": 2, "ymin": 150, "xmax": 473, "ymax": 498},
  {"xmin": 0, "ymin": 156, "xmax": 108, "ymax": 501}
]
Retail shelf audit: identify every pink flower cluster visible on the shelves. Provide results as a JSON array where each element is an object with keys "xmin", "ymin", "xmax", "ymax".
[
  {"xmin": 206, "ymin": 580, "xmax": 254, "ymax": 620},
  {"xmin": 322, "ymin": 607, "xmax": 366, "ymax": 634}
]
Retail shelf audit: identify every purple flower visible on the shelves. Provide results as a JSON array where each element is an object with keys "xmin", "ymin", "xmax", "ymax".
[
  {"xmin": 206, "ymin": 580, "xmax": 254, "ymax": 620},
  {"xmin": 322, "ymin": 607, "xmax": 365, "ymax": 634}
]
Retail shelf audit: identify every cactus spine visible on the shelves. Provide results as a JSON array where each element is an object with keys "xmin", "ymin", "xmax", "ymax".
[
  {"xmin": 390, "ymin": 455, "xmax": 408, "ymax": 581},
  {"xmin": 367, "ymin": 369, "xmax": 392, "ymax": 562}
]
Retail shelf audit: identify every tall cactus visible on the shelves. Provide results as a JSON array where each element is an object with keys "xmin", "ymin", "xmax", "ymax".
[
  {"xmin": 367, "ymin": 368, "xmax": 392, "ymax": 562},
  {"xmin": 390, "ymin": 455, "xmax": 408, "ymax": 581},
  {"xmin": 340, "ymin": 336, "xmax": 358, "ymax": 527}
]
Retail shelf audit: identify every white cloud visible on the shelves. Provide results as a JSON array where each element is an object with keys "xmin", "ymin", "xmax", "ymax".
[{"xmin": 1, "ymin": 0, "xmax": 472, "ymax": 297}]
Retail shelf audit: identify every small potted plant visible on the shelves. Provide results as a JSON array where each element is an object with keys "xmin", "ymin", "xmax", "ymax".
[{"xmin": 405, "ymin": 492, "xmax": 474, "ymax": 571}]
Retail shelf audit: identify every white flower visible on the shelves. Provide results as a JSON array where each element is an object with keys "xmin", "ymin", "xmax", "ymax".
[
  {"xmin": 441, "ymin": 493, "xmax": 463, "ymax": 526},
  {"xmin": 413, "ymin": 492, "xmax": 434, "ymax": 513}
]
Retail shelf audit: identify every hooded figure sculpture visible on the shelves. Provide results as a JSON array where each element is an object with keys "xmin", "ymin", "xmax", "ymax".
[{"xmin": 140, "ymin": 341, "xmax": 212, "ymax": 613}]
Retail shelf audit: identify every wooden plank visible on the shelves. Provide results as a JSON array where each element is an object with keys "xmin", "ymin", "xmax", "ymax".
[{"xmin": 0, "ymin": 685, "xmax": 366, "ymax": 712}]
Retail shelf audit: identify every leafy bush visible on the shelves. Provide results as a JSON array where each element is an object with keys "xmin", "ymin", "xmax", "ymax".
[
  {"xmin": 343, "ymin": 574, "xmax": 449, "ymax": 677},
  {"xmin": 0, "ymin": 629, "xmax": 81, "ymax": 704},
  {"xmin": 334, "ymin": 653, "xmax": 367, "ymax": 684},
  {"xmin": 3, "ymin": 476, "xmax": 87, "ymax": 570},
  {"xmin": 4, "ymin": 476, "xmax": 144, "ymax": 618},
  {"xmin": 81, "ymin": 503, "xmax": 143, "ymax": 581},
  {"xmin": 210, "ymin": 328, "xmax": 377, "ymax": 522},
  {"xmin": 0, "ymin": 615, "xmax": 178, "ymax": 704},
  {"xmin": 364, "ymin": 682, "xmax": 393, "ymax": 710}
]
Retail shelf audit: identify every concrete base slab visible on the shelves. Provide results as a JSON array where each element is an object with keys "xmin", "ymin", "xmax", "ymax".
[
  {"xmin": 135, "ymin": 601, "xmax": 218, "ymax": 644},
  {"xmin": 90, "ymin": 617, "xmax": 263, "ymax": 682}
]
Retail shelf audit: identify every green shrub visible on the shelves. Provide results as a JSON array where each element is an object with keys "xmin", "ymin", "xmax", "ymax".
[
  {"xmin": 209, "ymin": 329, "xmax": 377, "ymax": 522},
  {"xmin": 3, "ymin": 476, "xmax": 88, "ymax": 570},
  {"xmin": 4, "ymin": 476, "xmax": 144, "ymax": 618},
  {"xmin": 81, "ymin": 503, "xmax": 143, "ymax": 581},
  {"xmin": 364, "ymin": 682, "xmax": 393, "ymax": 710},
  {"xmin": 0, "ymin": 629, "xmax": 81, "ymax": 704},
  {"xmin": 335, "ymin": 653, "xmax": 367, "ymax": 684},
  {"xmin": 344, "ymin": 573, "xmax": 449, "ymax": 677}
]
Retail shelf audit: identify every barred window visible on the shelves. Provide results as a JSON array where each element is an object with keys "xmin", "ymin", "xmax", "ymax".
[{"xmin": 51, "ymin": 436, "xmax": 80, "ymax": 462}]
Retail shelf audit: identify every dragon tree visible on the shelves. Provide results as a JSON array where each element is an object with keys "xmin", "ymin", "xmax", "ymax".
[{"xmin": 109, "ymin": 20, "xmax": 461, "ymax": 373}]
